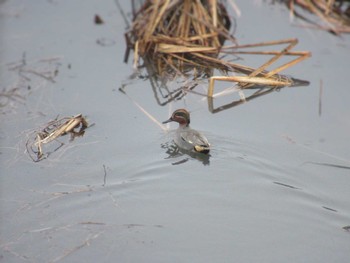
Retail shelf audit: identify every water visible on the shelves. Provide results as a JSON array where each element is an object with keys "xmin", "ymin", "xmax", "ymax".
[{"xmin": 1, "ymin": 0, "xmax": 350, "ymax": 262}]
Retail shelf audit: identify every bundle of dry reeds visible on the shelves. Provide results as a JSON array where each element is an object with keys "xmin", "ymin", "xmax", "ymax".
[
  {"xmin": 285, "ymin": 0, "xmax": 350, "ymax": 34},
  {"xmin": 123, "ymin": 0, "xmax": 311, "ymax": 110},
  {"xmin": 125, "ymin": 0, "xmax": 232, "ymax": 77}
]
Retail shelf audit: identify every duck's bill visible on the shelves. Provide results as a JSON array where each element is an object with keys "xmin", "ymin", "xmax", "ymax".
[{"xmin": 162, "ymin": 118, "xmax": 172, "ymax": 124}]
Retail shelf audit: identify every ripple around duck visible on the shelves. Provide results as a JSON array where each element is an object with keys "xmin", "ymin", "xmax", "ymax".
[{"xmin": 95, "ymin": 131, "xmax": 350, "ymax": 236}]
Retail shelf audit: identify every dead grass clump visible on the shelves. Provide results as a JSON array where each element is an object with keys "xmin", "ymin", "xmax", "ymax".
[
  {"xmin": 125, "ymin": 0, "xmax": 232, "ymax": 77},
  {"xmin": 122, "ymin": 1, "xmax": 311, "ymax": 112},
  {"xmin": 26, "ymin": 114, "xmax": 88, "ymax": 162}
]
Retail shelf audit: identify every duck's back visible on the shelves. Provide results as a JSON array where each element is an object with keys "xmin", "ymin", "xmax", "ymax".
[{"xmin": 175, "ymin": 126, "xmax": 210, "ymax": 153}]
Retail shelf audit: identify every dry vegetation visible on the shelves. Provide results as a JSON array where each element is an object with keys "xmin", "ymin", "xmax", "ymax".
[
  {"xmin": 26, "ymin": 114, "xmax": 88, "ymax": 162},
  {"xmin": 125, "ymin": 0, "xmax": 233, "ymax": 77},
  {"xmin": 124, "ymin": 0, "xmax": 311, "ymax": 104},
  {"xmin": 281, "ymin": 0, "xmax": 350, "ymax": 35}
]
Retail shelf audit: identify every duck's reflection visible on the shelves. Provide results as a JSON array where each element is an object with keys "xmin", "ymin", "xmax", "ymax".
[{"xmin": 161, "ymin": 142, "xmax": 210, "ymax": 166}]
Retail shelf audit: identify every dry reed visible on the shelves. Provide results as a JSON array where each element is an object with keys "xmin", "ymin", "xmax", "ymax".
[
  {"xmin": 124, "ymin": 0, "xmax": 311, "ymax": 111},
  {"xmin": 26, "ymin": 114, "xmax": 88, "ymax": 162},
  {"xmin": 125, "ymin": 0, "xmax": 232, "ymax": 77},
  {"xmin": 283, "ymin": 0, "xmax": 350, "ymax": 35}
]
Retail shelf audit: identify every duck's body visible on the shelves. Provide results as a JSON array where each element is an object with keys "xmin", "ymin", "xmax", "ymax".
[
  {"xmin": 163, "ymin": 109, "xmax": 210, "ymax": 154},
  {"xmin": 174, "ymin": 125, "xmax": 210, "ymax": 154}
]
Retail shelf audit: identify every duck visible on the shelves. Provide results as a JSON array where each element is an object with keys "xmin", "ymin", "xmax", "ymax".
[{"xmin": 162, "ymin": 109, "xmax": 210, "ymax": 154}]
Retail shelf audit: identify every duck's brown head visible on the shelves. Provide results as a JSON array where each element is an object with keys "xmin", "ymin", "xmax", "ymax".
[{"xmin": 162, "ymin": 109, "xmax": 190, "ymax": 127}]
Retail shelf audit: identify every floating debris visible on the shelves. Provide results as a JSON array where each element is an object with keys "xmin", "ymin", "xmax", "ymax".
[
  {"xmin": 26, "ymin": 114, "xmax": 88, "ymax": 162},
  {"xmin": 0, "ymin": 87, "xmax": 25, "ymax": 113},
  {"xmin": 2, "ymin": 54, "xmax": 62, "ymax": 113},
  {"xmin": 322, "ymin": 206, "xmax": 337, "ymax": 212},
  {"xmin": 96, "ymin": 38, "xmax": 116, "ymax": 46},
  {"xmin": 94, "ymin": 14, "xmax": 104, "ymax": 25},
  {"xmin": 273, "ymin": 181, "xmax": 300, "ymax": 190},
  {"xmin": 7, "ymin": 53, "xmax": 61, "ymax": 84}
]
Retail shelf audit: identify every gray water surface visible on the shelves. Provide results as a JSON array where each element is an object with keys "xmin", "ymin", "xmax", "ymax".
[{"xmin": 1, "ymin": 1, "xmax": 350, "ymax": 262}]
